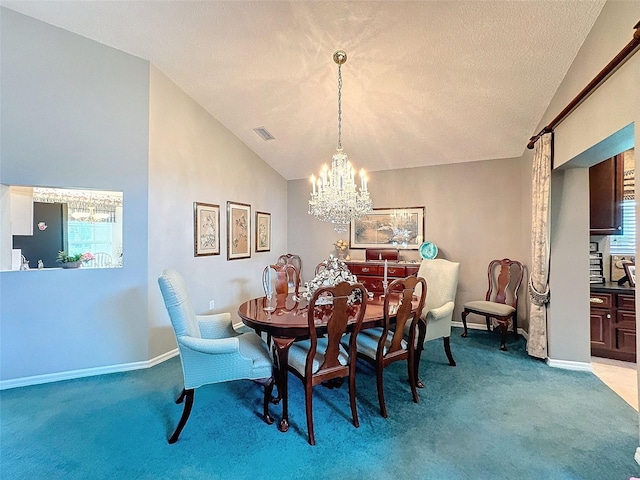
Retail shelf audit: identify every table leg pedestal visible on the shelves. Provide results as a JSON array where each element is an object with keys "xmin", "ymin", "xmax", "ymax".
[{"xmin": 272, "ymin": 337, "xmax": 295, "ymax": 433}]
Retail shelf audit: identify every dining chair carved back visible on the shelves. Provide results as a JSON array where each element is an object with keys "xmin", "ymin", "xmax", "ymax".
[
  {"xmin": 350, "ymin": 275, "xmax": 427, "ymax": 418},
  {"xmin": 461, "ymin": 258, "xmax": 524, "ymax": 351},
  {"xmin": 286, "ymin": 281, "xmax": 368, "ymax": 445},
  {"xmin": 158, "ymin": 269, "xmax": 275, "ymax": 443},
  {"xmin": 314, "ymin": 262, "xmax": 327, "ymax": 276},
  {"xmin": 277, "ymin": 253, "xmax": 302, "ymax": 285},
  {"xmin": 263, "ymin": 263, "xmax": 300, "ymax": 297}
]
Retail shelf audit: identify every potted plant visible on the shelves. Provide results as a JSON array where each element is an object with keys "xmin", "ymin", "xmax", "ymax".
[{"xmin": 56, "ymin": 251, "xmax": 95, "ymax": 269}]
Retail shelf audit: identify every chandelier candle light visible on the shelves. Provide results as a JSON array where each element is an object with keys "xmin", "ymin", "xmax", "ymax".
[{"xmin": 308, "ymin": 50, "xmax": 373, "ymax": 233}]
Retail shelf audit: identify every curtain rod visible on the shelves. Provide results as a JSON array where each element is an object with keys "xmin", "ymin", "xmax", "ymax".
[{"xmin": 527, "ymin": 20, "xmax": 640, "ymax": 150}]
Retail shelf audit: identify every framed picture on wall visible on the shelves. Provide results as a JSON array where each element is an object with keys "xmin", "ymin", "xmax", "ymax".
[
  {"xmin": 193, "ymin": 202, "xmax": 220, "ymax": 256},
  {"xmin": 623, "ymin": 261, "xmax": 636, "ymax": 287},
  {"xmin": 255, "ymin": 211, "xmax": 271, "ymax": 252},
  {"xmin": 227, "ymin": 201, "xmax": 251, "ymax": 260},
  {"xmin": 349, "ymin": 207, "xmax": 425, "ymax": 249}
]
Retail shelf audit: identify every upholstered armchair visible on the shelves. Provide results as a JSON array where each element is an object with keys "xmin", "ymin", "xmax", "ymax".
[
  {"xmin": 158, "ymin": 269, "xmax": 274, "ymax": 443},
  {"xmin": 411, "ymin": 259, "xmax": 460, "ymax": 381}
]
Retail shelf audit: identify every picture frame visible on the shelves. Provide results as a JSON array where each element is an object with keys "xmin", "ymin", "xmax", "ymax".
[
  {"xmin": 227, "ymin": 201, "xmax": 251, "ymax": 260},
  {"xmin": 623, "ymin": 261, "xmax": 636, "ymax": 287},
  {"xmin": 350, "ymin": 207, "xmax": 425, "ymax": 250},
  {"xmin": 255, "ymin": 211, "xmax": 271, "ymax": 252},
  {"xmin": 193, "ymin": 202, "xmax": 220, "ymax": 256}
]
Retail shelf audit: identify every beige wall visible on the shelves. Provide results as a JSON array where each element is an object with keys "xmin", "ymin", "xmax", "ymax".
[
  {"xmin": 147, "ymin": 66, "xmax": 289, "ymax": 356},
  {"xmin": 530, "ymin": 1, "xmax": 640, "ymax": 365},
  {"xmin": 288, "ymin": 157, "xmax": 529, "ymax": 331}
]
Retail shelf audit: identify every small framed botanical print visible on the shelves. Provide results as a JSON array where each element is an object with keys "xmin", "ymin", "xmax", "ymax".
[
  {"xmin": 255, "ymin": 211, "xmax": 271, "ymax": 252},
  {"xmin": 227, "ymin": 201, "xmax": 251, "ymax": 260},
  {"xmin": 194, "ymin": 202, "xmax": 220, "ymax": 256}
]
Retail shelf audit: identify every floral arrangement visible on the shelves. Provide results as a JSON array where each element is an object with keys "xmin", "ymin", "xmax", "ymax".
[
  {"xmin": 56, "ymin": 251, "xmax": 95, "ymax": 264},
  {"xmin": 302, "ymin": 254, "xmax": 360, "ymax": 302}
]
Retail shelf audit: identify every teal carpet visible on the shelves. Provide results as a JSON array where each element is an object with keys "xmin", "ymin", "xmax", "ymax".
[{"xmin": 1, "ymin": 328, "xmax": 639, "ymax": 479}]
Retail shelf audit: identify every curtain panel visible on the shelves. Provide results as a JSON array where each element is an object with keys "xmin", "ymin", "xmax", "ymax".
[{"xmin": 528, "ymin": 133, "xmax": 552, "ymax": 359}]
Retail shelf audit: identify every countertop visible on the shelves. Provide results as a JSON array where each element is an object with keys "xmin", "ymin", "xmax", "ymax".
[{"xmin": 590, "ymin": 281, "xmax": 635, "ymax": 294}]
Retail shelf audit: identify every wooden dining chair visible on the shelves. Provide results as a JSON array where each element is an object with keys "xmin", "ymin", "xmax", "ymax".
[
  {"xmin": 262, "ymin": 263, "xmax": 300, "ymax": 297},
  {"xmin": 461, "ymin": 258, "xmax": 524, "ymax": 351},
  {"xmin": 349, "ymin": 275, "xmax": 427, "ymax": 418},
  {"xmin": 277, "ymin": 253, "xmax": 302, "ymax": 285},
  {"xmin": 286, "ymin": 281, "xmax": 368, "ymax": 445},
  {"xmin": 314, "ymin": 262, "xmax": 327, "ymax": 276}
]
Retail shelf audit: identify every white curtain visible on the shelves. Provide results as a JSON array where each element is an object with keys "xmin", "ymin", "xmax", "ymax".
[{"xmin": 528, "ymin": 133, "xmax": 552, "ymax": 359}]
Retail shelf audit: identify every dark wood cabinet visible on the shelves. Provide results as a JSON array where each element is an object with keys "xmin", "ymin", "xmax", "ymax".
[
  {"xmin": 590, "ymin": 286, "xmax": 636, "ymax": 362},
  {"xmin": 589, "ymin": 154, "xmax": 624, "ymax": 235},
  {"xmin": 346, "ymin": 261, "xmax": 420, "ymax": 294}
]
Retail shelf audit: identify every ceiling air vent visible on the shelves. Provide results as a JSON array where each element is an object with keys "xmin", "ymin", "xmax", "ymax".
[{"xmin": 253, "ymin": 127, "xmax": 275, "ymax": 141}]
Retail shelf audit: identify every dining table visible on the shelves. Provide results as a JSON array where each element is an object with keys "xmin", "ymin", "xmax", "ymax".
[{"xmin": 238, "ymin": 291, "xmax": 425, "ymax": 433}]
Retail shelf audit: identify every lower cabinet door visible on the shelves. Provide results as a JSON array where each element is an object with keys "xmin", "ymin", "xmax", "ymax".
[{"xmin": 590, "ymin": 308, "xmax": 612, "ymax": 351}]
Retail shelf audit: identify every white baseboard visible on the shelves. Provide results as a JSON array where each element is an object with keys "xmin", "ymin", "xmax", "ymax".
[
  {"xmin": 451, "ymin": 320, "xmax": 528, "ymax": 339},
  {"xmin": 635, "ymin": 447, "xmax": 640, "ymax": 466},
  {"xmin": 546, "ymin": 357, "xmax": 593, "ymax": 372},
  {"xmin": 452, "ymin": 322, "xmax": 596, "ymax": 372},
  {"xmin": 0, "ymin": 348, "xmax": 179, "ymax": 390}
]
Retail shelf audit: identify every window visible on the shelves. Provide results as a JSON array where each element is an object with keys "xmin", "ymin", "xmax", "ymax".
[
  {"xmin": 67, "ymin": 221, "xmax": 115, "ymax": 256},
  {"xmin": 609, "ymin": 199, "xmax": 636, "ymax": 254}
]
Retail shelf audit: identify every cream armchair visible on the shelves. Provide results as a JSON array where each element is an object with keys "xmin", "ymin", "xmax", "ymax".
[
  {"xmin": 158, "ymin": 269, "xmax": 274, "ymax": 443},
  {"xmin": 409, "ymin": 259, "xmax": 460, "ymax": 383}
]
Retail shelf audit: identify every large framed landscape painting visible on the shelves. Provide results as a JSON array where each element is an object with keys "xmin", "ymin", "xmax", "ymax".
[
  {"xmin": 194, "ymin": 202, "xmax": 220, "ymax": 256},
  {"xmin": 227, "ymin": 201, "xmax": 251, "ymax": 260},
  {"xmin": 350, "ymin": 207, "xmax": 425, "ymax": 249}
]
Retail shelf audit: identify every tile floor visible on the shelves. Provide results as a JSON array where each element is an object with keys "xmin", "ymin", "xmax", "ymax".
[{"xmin": 591, "ymin": 357, "xmax": 638, "ymax": 411}]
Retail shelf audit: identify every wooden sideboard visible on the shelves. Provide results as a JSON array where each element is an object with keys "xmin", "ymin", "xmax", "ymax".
[
  {"xmin": 345, "ymin": 261, "xmax": 420, "ymax": 294},
  {"xmin": 590, "ymin": 283, "xmax": 636, "ymax": 362}
]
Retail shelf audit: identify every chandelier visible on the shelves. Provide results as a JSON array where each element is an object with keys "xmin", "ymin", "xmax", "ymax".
[
  {"xmin": 33, "ymin": 187, "xmax": 122, "ymax": 223},
  {"xmin": 308, "ymin": 50, "xmax": 373, "ymax": 233}
]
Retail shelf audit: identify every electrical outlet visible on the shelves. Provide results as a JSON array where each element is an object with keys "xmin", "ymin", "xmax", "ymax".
[{"xmin": 209, "ymin": 300, "xmax": 215, "ymax": 310}]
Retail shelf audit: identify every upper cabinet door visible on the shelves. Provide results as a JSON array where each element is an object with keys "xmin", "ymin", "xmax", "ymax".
[{"xmin": 590, "ymin": 154, "xmax": 624, "ymax": 236}]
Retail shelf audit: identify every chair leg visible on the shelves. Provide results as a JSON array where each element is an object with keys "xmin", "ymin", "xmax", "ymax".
[
  {"xmin": 512, "ymin": 313, "xmax": 518, "ymax": 338},
  {"xmin": 408, "ymin": 353, "xmax": 419, "ymax": 404},
  {"xmin": 376, "ymin": 363, "xmax": 388, "ymax": 418},
  {"xmin": 485, "ymin": 316, "xmax": 491, "ymax": 331},
  {"xmin": 168, "ymin": 388, "xmax": 194, "ymax": 444},
  {"xmin": 443, "ymin": 336, "xmax": 456, "ymax": 366},
  {"xmin": 262, "ymin": 378, "xmax": 275, "ymax": 425},
  {"xmin": 304, "ymin": 382, "xmax": 315, "ymax": 446},
  {"xmin": 461, "ymin": 310, "xmax": 469, "ymax": 337},
  {"xmin": 348, "ymin": 370, "xmax": 360, "ymax": 429},
  {"xmin": 414, "ymin": 343, "xmax": 425, "ymax": 388},
  {"xmin": 499, "ymin": 322, "xmax": 508, "ymax": 351}
]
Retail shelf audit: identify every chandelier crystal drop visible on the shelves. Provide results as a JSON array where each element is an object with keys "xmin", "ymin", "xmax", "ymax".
[{"xmin": 308, "ymin": 50, "xmax": 373, "ymax": 233}]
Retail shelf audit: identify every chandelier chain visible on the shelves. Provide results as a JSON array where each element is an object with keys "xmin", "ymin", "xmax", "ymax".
[{"xmin": 337, "ymin": 62, "xmax": 342, "ymax": 150}]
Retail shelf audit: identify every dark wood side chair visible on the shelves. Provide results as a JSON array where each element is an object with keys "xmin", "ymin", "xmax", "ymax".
[
  {"xmin": 263, "ymin": 263, "xmax": 300, "ymax": 297},
  {"xmin": 314, "ymin": 261, "xmax": 327, "ymax": 276},
  {"xmin": 350, "ymin": 275, "xmax": 427, "ymax": 418},
  {"xmin": 286, "ymin": 281, "xmax": 368, "ymax": 445},
  {"xmin": 277, "ymin": 253, "xmax": 302, "ymax": 286},
  {"xmin": 461, "ymin": 258, "xmax": 524, "ymax": 351}
]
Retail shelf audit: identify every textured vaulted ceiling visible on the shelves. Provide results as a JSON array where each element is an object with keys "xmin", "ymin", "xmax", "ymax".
[{"xmin": 1, "ymin": 1, "xmax": 606, "ymax": 180}]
